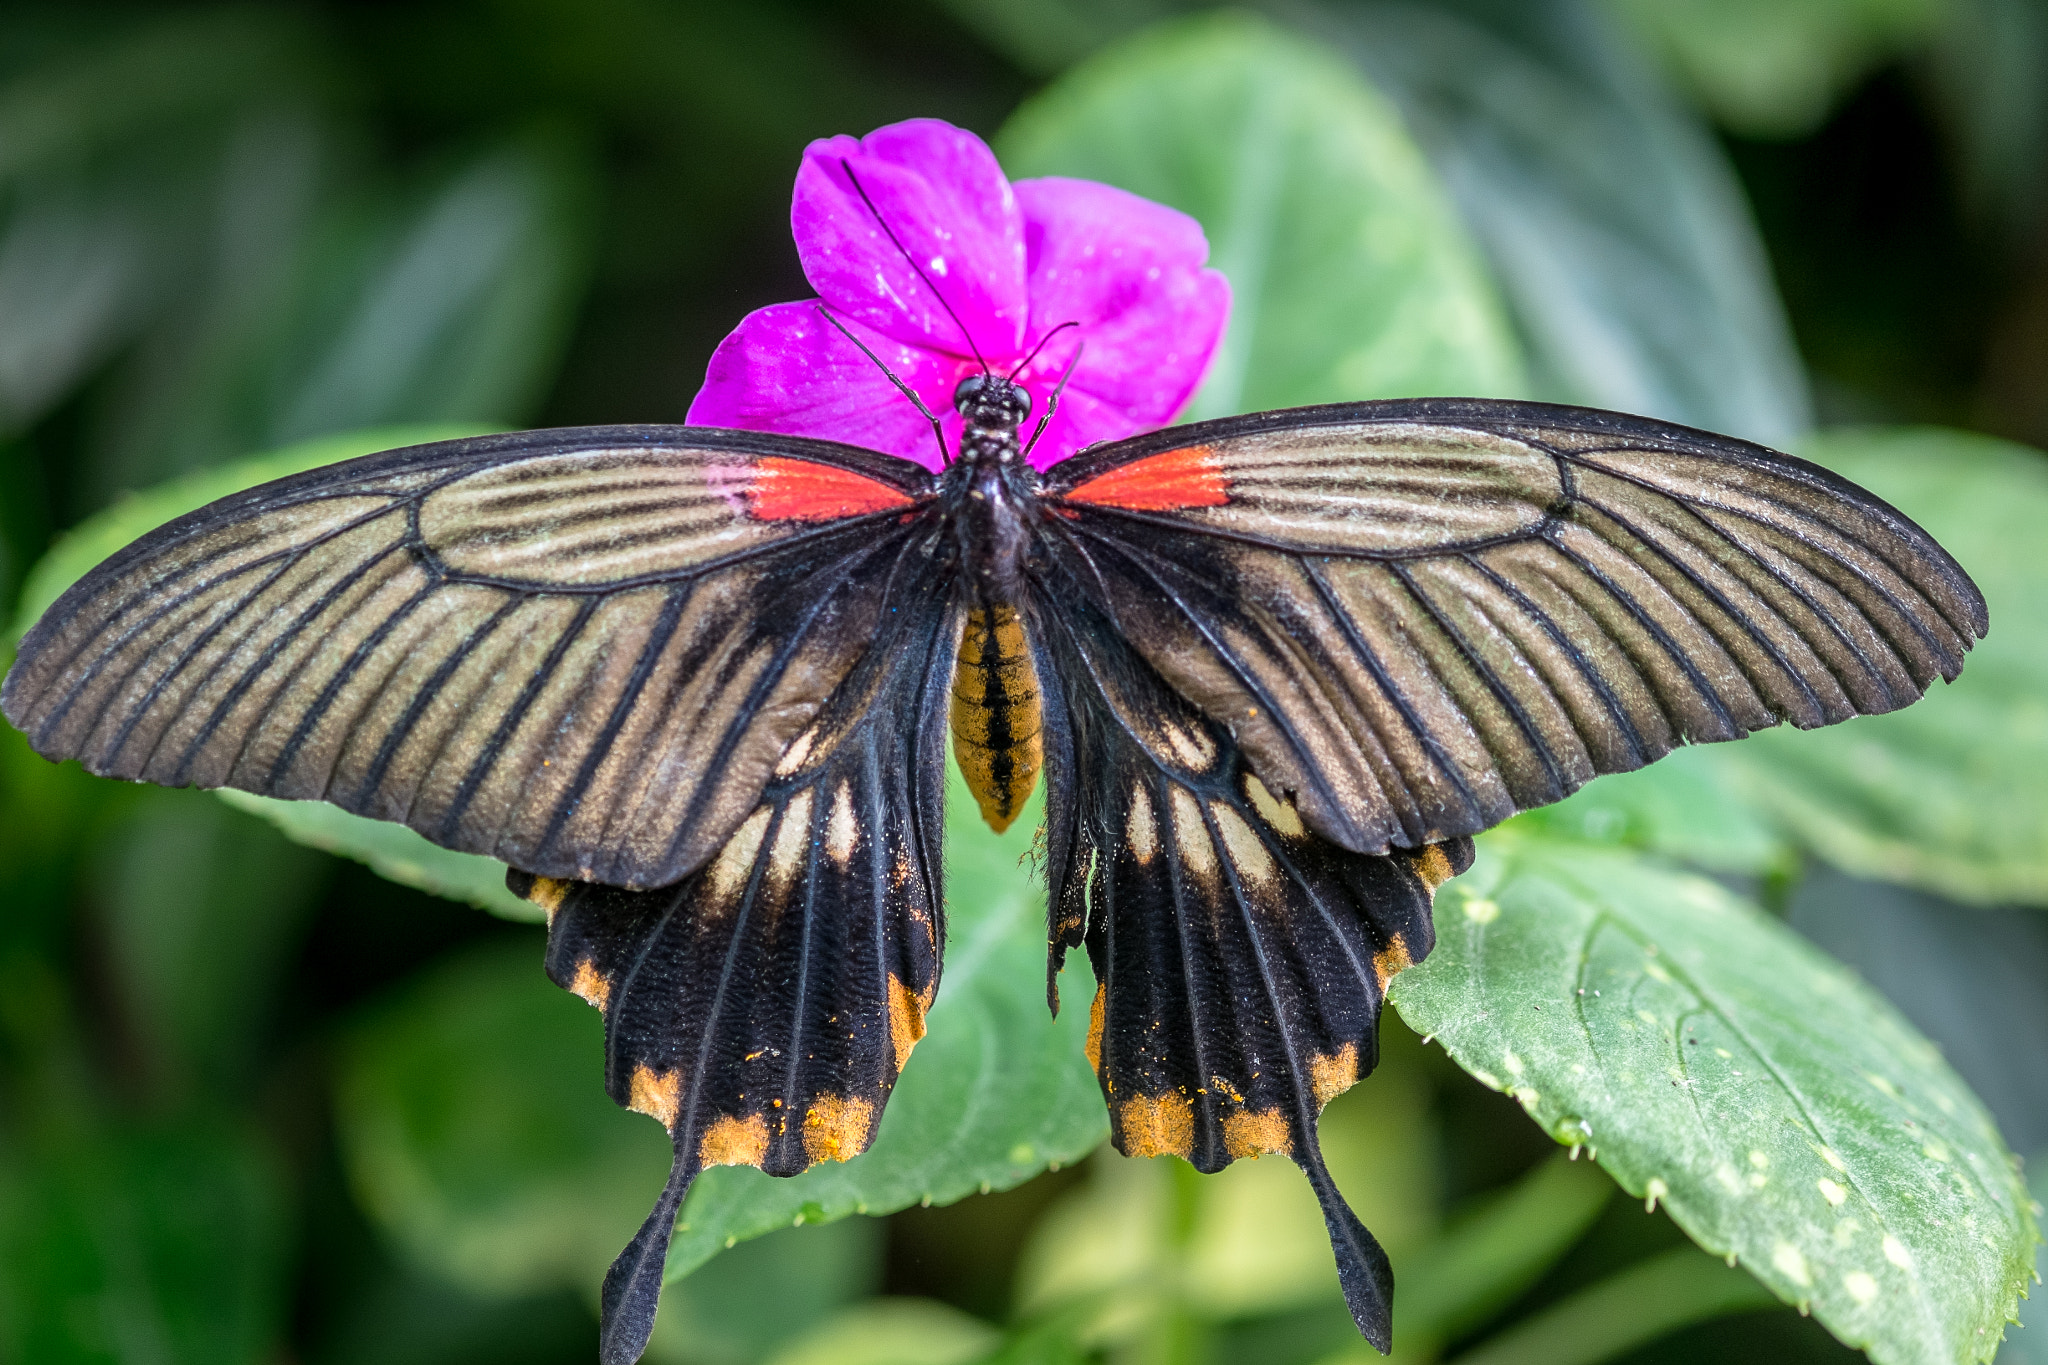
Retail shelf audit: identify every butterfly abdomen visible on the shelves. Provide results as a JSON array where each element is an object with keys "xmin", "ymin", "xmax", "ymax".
[{"xmin": 951, "ymin": 604, "xmax": 1042, "ymax": 833}]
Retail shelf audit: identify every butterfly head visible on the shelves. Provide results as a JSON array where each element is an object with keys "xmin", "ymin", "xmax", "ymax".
[{"xmin": 954, "ymin": 372, "xmax": 1031, "ymax": 445}]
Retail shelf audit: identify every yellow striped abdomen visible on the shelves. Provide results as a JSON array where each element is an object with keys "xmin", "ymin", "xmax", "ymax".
[{"xmin": 951, "ymin": 605, "xmax": 1042, "ymax": 833}]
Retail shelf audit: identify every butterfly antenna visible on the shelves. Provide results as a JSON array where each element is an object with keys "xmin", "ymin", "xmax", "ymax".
[
  {"xmin": 841, "ymin": 159, "xmax": 991, "ymax": 374},
  {"xmin": 1021, "ymin": 340, "xmax": 1085, "ymax": 461},
  {"xmin": 816, "ymin": 305, "xmax": 952, "ymax": 466},
  {"xmin": 1009, "ymin": 320, "xmax": 1079, "ymax": 382}
]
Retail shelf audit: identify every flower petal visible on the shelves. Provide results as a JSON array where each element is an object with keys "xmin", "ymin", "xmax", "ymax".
[
  {"xmin": 794, "ymin": 119, "xmax": 1028, "ymax": 360},
  {"xmin": 1013, "ymin": 177, "xmax": 1231, "ymax": 447},
  {"xmin": 686, "ymin": 302, "xmax": 974, "ymax": 472},
  {"xmin": 1017, "ymin": 382, "xmax": 1150, "ymax": 471}
]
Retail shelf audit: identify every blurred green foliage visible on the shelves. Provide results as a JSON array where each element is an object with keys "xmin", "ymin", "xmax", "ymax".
[
  {"xmin": 1601, "ymin": 0, "xmax": 1949, "ymax": 138},
  {"xmin": 0, "ymin": 3, "xmax": 2045, "ymax": 1365},
  {"xmin": 997, "ymin": 12, "xmax": 1526, "ymax": 413}
]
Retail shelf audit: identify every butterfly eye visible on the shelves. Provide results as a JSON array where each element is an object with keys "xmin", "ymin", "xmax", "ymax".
[
  {"xmin": 952, "ymin": 374, "xmax": 987, "ymax": 414},
  {"xmin": 953, "ymin": 374, "xmax": 1031, "ymax": 424}
]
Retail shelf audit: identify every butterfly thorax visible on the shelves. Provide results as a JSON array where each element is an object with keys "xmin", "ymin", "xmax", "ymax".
[
  {"xmin": 941, "ymin": 372, "xmax": 1047, "ymax": 832},
  {"xmin": 943, "ymin": 372, "xmax": 1038, "ymax": 595}
]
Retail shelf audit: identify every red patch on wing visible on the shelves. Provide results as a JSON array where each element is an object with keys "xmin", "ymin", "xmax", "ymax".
[
  {"xmin": 744, "ymin": 458, "xmax": 915, "ymax": 522},
  {"xmin": 1063, "ymin": 445, "xmax": 1229, "ymax": 511}
]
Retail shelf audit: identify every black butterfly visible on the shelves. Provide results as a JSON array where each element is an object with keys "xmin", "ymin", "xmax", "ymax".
[{"xmin": 0, "ymin": 379, "xmax": 1983, "ymax": 1362}]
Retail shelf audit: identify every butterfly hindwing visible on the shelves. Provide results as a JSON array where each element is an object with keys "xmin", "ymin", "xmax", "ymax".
[
  {"xmin": 1031, "ymin": 589, "xmax": 1470, "ymax": 1350},
  {"xmin": 1, "ymin": 426, "xmax": 934, "ymax": 889},
  {"xmin": 511, "ymin": 571, "xmax": 955, "ymax": 1365},
  {"xmin": 1047, "ymin": 398, "xmax": 1985, "ymax": 856}
]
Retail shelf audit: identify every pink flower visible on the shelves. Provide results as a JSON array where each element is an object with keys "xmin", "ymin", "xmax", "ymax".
[{"xmin": 687, "ymin": 119, "xmax": 1231, "ymax": 471}]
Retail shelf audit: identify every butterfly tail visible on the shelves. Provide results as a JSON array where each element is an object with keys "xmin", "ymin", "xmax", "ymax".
[
  {"xmin": 598, "ymin": 1152, "xmax": 699, "ymax": 1365},
  {"xmin": 1303, "ymin": 1148, "xmax": 1395, "ymax": 1351}
]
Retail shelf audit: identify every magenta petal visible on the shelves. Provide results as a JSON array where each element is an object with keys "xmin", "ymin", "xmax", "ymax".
[
  {"xmin": 1019, "ymin": 382, "xmax": 1147, "ymax": 471},
  {"xmin": 1013, "ymin": 177, "xmax": 1231, "ymax": 437},
  {"xmin": 686, "ymin": 302, "xmax": 976, "ymax": 471},
  {"xmin": 793, "ymin": 119, "xmax": 1028, "ymax": 359}
]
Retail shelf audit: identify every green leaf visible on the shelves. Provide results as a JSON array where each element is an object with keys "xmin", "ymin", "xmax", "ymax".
[
  {"xmin": 1314, "ymin": 0, "xmax": 1812, "ymax": 446},
  {"xmin": 93, "ymin": 788, "xmax": 329, "ymax": 1099},
  {"xmin": 1392, "ymin": 832, "xmax": 2036, "ymax": 1365},
  {"xmin": 664, "ymin": 765, "xmax": 1107, "ymax": 1279},
  {"xmin": 334, "ymin": 936, "xmax": 883, "ymax": 1364},
  {"xmin": 1506, "ymin": 746, "xmax": 1793, "ymax": 879},
  {"xmin": 0, "ymin": 1121, "xmax": 290, "ymax": 1365},
  {"xmin": 1394, "ymin": 1153, "xmax": 1614, "ymax": 1349},
  {"xmin": 92, "ymin": 136, "xmax": 591, "ymax": 498},
  {"xmin": 957, "ymin": 1, "xmax": 1806, "ymax": 445},
  {"xmin": 10, "ymin": 424, "xmax": 541, "ymax": 920},
  {"xmin": 995, "ymin": 10, "xmax": 1524, "ymax": 419},
  {"xmin": 1443, "ymin": 1244, "xmax": 1781, "ymax": 1365},
  {"xmin": 215, "ymin": 791, "xmax": 538, "ymax": 923},
  {"xmin": 1782, "ymin": 869, "xmax": 2048, "ymax": 1244},
  {"xmin": 1708, "ymin": 428, "xmax": 2048, "ymax": 905},
  {"xmin": 761, "ymin": 1299, "xmax": 999, "ymax": 1365},
  {"xmin": 1993, "ymin": 1146, "xmax": 2048, "ymax": 1364},
  {"xmin": 1600, "ymin": 0, "xmax": 1948, "ymax": 137},
  {"xmin": 335, "ymin": 936, "xmax": 672, "ymax": 1297}
]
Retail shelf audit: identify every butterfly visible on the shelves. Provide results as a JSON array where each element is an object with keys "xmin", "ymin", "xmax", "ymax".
[{"xmin": 0, "ymin": 381, "xmax": 1983, "ymax": 1363}]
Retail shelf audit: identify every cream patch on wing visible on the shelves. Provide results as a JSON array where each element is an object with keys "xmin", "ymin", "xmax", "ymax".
[
  {"xmin": 421, "ymin": 451, "xmax": 779, "ymax": 584},
  {"xmin": 825, "ymin": 780, "xmax": 859, "ymax": 865},
  {"xmin": 1243, "ymin": 775, "xmax": 1305, "ymax": 838},
  {"xmin": 1211, "ymin": 802, "xmax": 1277, "ymax": 888},
  {"xmin": 764, "ymin": 789, "xmax": 813, "ymax": 896},
  {"xmin": 1126, "ymin": 785, "xmax": 1157, "ymax": 864},
  {"xmin": 707, "ymin": 808, "xmax": 771, "ymax": 903},
  {"xmin": 1169, "ymin": 788, "xmax": 1215, "ymax": 879}
]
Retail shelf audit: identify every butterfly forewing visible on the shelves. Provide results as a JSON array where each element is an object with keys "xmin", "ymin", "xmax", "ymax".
[
  {"xmin": 0, "ymin": 426, "xmax": 933, "ymax": 890},
  {"xmin": 1046, "ymin": 399, "xmax": 1986, "ymax": 856}
]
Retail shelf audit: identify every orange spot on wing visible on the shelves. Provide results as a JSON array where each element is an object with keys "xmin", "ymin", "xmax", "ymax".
[
  {"xmin": 629, "ymin": 1065, "xmax": 682, "ymax": 1131},
  {"xmin": 1309, "ymin": 1044, "xmax": 1360, "ymax": 1108},
  {"xmin": 803, "ymin": 1095, "xmax": 877, "ymax": 1165},
  {"xmin": 1085, "ymin": 985, "xmax": 1106, "ymax": 1078},
  {"xmin": 1064, "ymin": 445, "xmax": 1228, "ymax": 511},
  {"xmin": 1223, "ymin": 1108, "xmax": 1293, "ymax": 1159},
  {"xmin": 745, "ymin": 457, "xmax": 915, "ymax": 522},
  {"xmin": 887, "ymin": 972, "xmax": 932, "ymax": 1072},
  {"xmin": 1118, "ymin": 1093, "xmax": 1195, "ymax": 1159},
  {"xmin": 1372, "ymin": 933, "xmax": 1414, "ymax": 992},
  {"xmin": 698, "ymin": 1114, "xmax": 770, "ymax": 1167}
]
